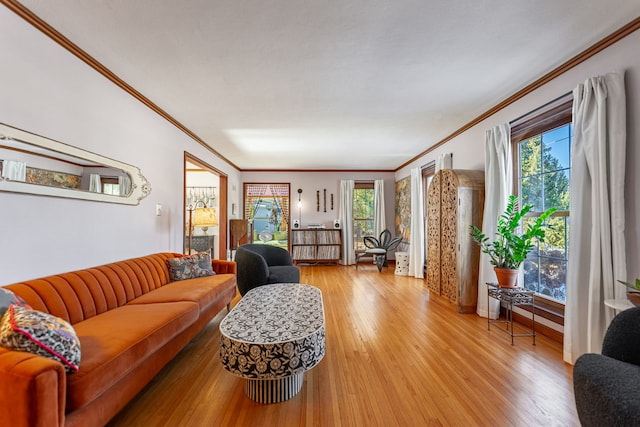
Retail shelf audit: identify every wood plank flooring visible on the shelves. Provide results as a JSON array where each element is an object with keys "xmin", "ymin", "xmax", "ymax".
[{"xmin": 107, "ymin": 265, "xmax": 579, "ymax": 427}]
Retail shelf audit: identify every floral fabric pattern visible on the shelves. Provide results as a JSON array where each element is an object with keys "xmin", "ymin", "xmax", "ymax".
[
  {"xmin": 0, "ymin": 305, "xmax": 81, "ymax": 373},
  {"xmin": 166, "ymin": 252, "xmax": 215, "ymax": 281},
  {"xmin": 220, "ymin": 283, "xmax": 325, "ymax": 379}
]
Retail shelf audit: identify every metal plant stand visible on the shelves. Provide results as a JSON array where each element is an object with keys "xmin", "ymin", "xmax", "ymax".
[{"xmin": 487, "ymin": 282, "xmax": 536, "ymax": 345}]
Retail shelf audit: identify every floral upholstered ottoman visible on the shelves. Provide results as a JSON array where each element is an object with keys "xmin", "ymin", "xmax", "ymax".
[{"xmin": 220, "ymin": 283, "xmax": 325, "ymax": 403}]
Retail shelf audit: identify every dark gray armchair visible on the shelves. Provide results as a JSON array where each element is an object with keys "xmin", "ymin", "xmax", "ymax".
[
  {"xmin": 235, "ymin": 244, "xmax": 300, "ymax": 296},
  {"xmin": 573, "ymin": 305, "xmax": 640, "ymax": 426}
]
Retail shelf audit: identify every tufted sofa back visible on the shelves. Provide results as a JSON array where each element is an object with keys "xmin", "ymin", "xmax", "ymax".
[{"xmin": 4, "ymin": 253, "xmax": 180, "ymax": 325}]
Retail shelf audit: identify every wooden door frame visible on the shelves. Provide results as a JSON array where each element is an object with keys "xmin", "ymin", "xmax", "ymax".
[{"xmin": 184, "ymin": 152, "xmax": 228, "ymax": 258}]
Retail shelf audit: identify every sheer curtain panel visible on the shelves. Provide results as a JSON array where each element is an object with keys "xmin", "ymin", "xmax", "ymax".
[
  {"xmin": 339, "ymin": 179, "xmax": 355, "ymax": 265},
  {"xmin": 118, "ymin": 174, "xmax": 132, "ymax": 196},
  {"xmin": 408, "ymin": 168, "xmax": 424, "ymax": 278},
  {"xmin": 1, "ymin": 160, "xmax": 26, "ymax": 181},
  {"xmin": 89, "ymin": 173, "xmax": 102, "ymax": 193},
  {"xmin": 374, "ymin": 179, "xmax": 386, "ymax": 237},
  {"xmin": 476, "ymin": 124, "xmax": 512, "ymax": 319},
  {"xmin": 564, "ymin": 71, "xmax": 627, "ymax": 364},
  {"xmin": 435, "ymin": 153, "xmax": 452, "ymax": 172}
]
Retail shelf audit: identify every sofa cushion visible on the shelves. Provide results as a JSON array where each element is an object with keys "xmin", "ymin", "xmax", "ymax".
[
  {"xmin": 128, "ymin": 275, "xmax": 235, "ymax": 314},
  {"xmin": 0, "ymin": 305, "xmax": 81, "ymax": 373},
  {"xmin": 166, "ymin": 252, "xmax": 215, "ymax": 281},
  {"xmin": 66, "ymin": 301, "xmax": 198, "ymax": 411}
]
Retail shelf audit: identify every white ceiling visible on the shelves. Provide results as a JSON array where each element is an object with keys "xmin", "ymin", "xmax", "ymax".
[{"xmin": 15, "ymin": 1, "xmax": 640, "ymax": 170}]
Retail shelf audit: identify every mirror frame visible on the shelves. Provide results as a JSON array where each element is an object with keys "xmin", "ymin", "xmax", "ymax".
[{"xmin": 0, "ymin": 123, "xmax": 151, "ymax": 205}]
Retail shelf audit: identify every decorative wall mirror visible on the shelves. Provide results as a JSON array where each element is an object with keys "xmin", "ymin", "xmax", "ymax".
[{"xmin": 0, "ymin": 123, "xmax": 151, "ymax": 205}]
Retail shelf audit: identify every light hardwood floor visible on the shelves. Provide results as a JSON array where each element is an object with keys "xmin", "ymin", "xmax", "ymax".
[{"xmin": 108, "ymin": 265, "xmax": 579, "ymax": 427}]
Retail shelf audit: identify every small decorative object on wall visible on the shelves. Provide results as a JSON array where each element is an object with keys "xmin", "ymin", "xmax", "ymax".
[
  {"xmin": 316, "ymin": 190, "xmax": 320, "ymax": 212},
  {"xmin": 323, "ymin": 188, "xmax": 327, "ymax": 212},
  {"xmin": 331, "ymin": 193, "xmax": 334, "ymax": 210}
]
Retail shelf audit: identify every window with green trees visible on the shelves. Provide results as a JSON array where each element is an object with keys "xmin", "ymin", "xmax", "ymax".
[
  {"xmin": 518, "ymin": 124, "xmax": 571, "ymax": 302},
  {"xmin": 353, "ymin": 182, "xmax": 374, "ymax": 251},
  {"xmin": 512, "ymin": 95, "xmax": 572, "ymax": 304}
]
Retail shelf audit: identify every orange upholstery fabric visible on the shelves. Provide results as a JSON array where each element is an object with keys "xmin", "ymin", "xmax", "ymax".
[
  {"xmin": 66, "ymin": 302, "xmax": 198, "ymax": 411},
  {"xmin": 0, "ymin": 253, "xmax": 236, "ymax": 427}
]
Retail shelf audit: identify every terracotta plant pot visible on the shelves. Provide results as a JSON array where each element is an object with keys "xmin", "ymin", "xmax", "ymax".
[
  {"xmin": 494, "ymin": 267, "xmax": 519, "ymax": 288},
  {"xmin": 627, "ymin": 292, "xmax": 640, "ymax": 307}
]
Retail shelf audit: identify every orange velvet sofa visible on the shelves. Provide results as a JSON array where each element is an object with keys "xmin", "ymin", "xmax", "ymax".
[{"xmin": 0, "ymin": 252, "xmax": 237, "ymax": 427}]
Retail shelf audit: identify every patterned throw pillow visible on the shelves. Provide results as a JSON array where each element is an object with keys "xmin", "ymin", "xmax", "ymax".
[
  {"xmin": 0, "ymin": 305, "xmax": 81, "ymax": 373},
  {"xmin": 0, "ymin": 287, "xmax": 30, "ymax": 317},
  {"xmin": 167, "ymin": 252, "xmax": 215, "ymax": 281}
]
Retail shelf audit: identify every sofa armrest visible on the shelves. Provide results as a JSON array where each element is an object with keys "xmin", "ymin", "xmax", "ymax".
[
  {"xmin": 0, "ymin": 348, "xmax": 66, "ymax": 427},
  {"xmin": 574, "ymin": 353, "xmax": 640, "ymax": 426},
  {"xmin": 212, "ymin": 259, "xmax": 236, "ymax": 274}
]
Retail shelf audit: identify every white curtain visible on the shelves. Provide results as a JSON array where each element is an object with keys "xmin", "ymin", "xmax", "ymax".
[
  {"xmin": 89, "ymin": 173, "xmax": 102, "ymax": 193},
  {"xmin": 435, "ymin": 153, "xmax": 452, "ymax": 172},
  {"xmin": 1, "ymin": 160, "xmax": 27, "ymax": 181},
  {"xmin": 339, "ymin": 179, "xmax": 355, "ymax": 265},
  {"xmin": 564, "ymin": 71, "xmax": 627, "ymax": 364},
  {"xmin": 118, "ymin": 174, "xmax": 132, "ymax": 196},
  {"xmin": 373, "ymin": 179, "xmax": 386, "ymax": 237},
  {"xmin": 476, "ymin": 123, "xmax": 512, "ymax": 319},
  {"xmin": 408, "ymin": 167, "xmax": 424, "ymax": 278}
]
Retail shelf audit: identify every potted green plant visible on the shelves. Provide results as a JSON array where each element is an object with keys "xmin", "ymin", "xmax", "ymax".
[
  {"xmin": 470, "ymin": 195, "xmax": 556, "ymax": 288},
  {"xmin": 618, "ymin": 278, "xmax": 640, "ymax": 307}
]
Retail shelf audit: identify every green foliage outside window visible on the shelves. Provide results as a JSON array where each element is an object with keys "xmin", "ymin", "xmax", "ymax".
[
  {"xmin": 353, "ymin": 188, "xmax": 374, "ymax": 251},
  {"xmin": 519, "ymin": 124, "xmax": 572, "ymax": 302}
]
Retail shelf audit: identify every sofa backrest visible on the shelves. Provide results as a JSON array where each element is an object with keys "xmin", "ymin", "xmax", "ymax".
[{"xmin": 4, "ymin": 253, "xmax": 178, "ymax": 324}]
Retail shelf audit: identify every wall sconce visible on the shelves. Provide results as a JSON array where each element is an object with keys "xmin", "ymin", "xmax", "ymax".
[{"xmin": 297, "ymin": 188, "xmax": 303, "ymax": 225}]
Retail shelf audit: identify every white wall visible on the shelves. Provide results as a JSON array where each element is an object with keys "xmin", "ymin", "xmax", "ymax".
[
  {"xmin": 396, "ymin": 28, "xmax": 640, "ymax": 283},
  {"xmin": 0, "ymin": 8, "xmax": 240, "ymax": 285},
  {"xmin": 242, "ymin": 170, "xmax": 396, "ymax": 231}
]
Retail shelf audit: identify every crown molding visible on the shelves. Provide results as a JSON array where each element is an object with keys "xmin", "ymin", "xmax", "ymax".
[
  {"xmin": 1, "ymin": 0, "xmax": 240, "ymax": 171},
  {"xmin": 396, "ymin": 15, "xmax": 640, "ymax": 172}
]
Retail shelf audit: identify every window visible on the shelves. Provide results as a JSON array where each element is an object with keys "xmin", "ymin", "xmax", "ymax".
[
  {"xmin": 353, "ymin": 182, "xmax": 374, "ymax": 251},
  {"xmin": 512, "ymin": 95, "xmax": 572, "ymax": 303},
  {"xmin": 243, "ymin": 183, "xmax": 290, "ymax": 251},
  {"xmin": 102, "ymin": 177, "xmax": 120, "ymax": 195}
]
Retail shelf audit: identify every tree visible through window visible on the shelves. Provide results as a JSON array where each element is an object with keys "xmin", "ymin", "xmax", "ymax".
[
  {"xmin": 513, "ymin": 94, "xmax": 572, "ymax": 304},
  {"xmin": 518, "ymin": 124, "xmax": 571, "ymax": 302},
  {"xmin": 353, "ymin": 182, "xmax": 374, "ymax": 251}
]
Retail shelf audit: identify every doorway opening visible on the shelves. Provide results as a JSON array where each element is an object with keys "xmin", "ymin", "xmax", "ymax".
[{"xmin": 184, "ymin": 152, "xmax": 228, "ymax": 259}]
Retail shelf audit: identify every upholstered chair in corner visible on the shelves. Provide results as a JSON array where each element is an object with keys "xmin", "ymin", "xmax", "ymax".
[
  {"xmin": 573, "ymin": 306, "xmax": 640, "ymax": 426},
  {"xmin": 235, "ymin": 244, "xmax": 300, "ymax": 296}
]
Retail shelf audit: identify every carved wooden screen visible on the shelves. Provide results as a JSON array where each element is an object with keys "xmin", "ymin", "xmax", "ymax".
[
  {"xmin": 426, "ymin": 172, "xmax": 441, "ymax": 294},
  {"xmin": 439, "ymin": 170, "xmax": 459, "ymax": 303}
]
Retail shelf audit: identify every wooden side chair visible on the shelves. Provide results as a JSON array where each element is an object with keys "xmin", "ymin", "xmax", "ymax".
[{"xmin": 355, "ymin": 229, "xmax": 402, "ymax": 272}]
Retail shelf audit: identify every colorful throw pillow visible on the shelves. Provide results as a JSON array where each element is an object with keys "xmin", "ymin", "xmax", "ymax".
[
  {"xmin": 167, "ymin": 252, "xmax": 215, "ymax": 281},
  {"xmin": 0, "ymin": 305, "xmax": 81, "ymax": 373},
  {"xmin": 0, "ymin": 287, "xmax": 30, "ymax": 317}
]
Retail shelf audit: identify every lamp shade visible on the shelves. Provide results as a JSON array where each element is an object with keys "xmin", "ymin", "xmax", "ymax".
[{"xmin": 193, "ymin": 207, "xmax": 218, "ymax": 228}]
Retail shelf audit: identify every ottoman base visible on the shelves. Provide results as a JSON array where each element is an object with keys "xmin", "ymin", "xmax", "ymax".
[{"xmin": 245, "ymin": 373, "xmax": 304, "ymax": 403}]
